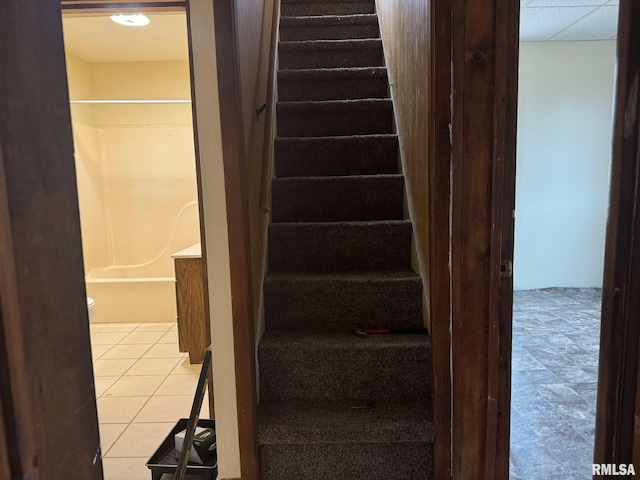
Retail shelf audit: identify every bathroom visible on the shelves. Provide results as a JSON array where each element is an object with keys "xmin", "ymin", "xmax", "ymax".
[{"xmin": 63, "ymin": 10, "xmax": 209, "ymax": 478}]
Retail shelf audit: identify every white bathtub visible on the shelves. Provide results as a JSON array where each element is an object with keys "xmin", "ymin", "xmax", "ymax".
[{"xmin": 86, "ymin": 264, "xmax": 176, "ymax": 323}]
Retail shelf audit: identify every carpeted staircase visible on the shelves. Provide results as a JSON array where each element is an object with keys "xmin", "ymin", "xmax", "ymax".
[{"xmin": 257, "ymin": 0, "xmax": 434, "ymax": 478}]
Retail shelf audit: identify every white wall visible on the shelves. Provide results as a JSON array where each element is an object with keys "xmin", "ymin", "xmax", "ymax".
[{"xmin": 514, "ymin": 41, "xmax": 616, "ymax": 290}]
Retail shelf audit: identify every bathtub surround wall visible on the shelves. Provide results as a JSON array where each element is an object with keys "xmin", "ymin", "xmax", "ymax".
[
  {"xmin": 67, "ymin": 54, "xmax": 111, "ymax": 272},
  {"xmin": 66, "ymin": 53, "xmax": 200, "ymax": 322}
]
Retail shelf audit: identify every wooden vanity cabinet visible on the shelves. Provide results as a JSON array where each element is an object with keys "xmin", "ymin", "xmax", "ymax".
[{"xmin": 173, "ymin": 245, "xmax": 207, "ymax": 363}]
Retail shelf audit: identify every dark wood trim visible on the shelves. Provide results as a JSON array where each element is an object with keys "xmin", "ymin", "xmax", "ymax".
[
  {"xmin": 0, "ymin": 381, "xmax": 11, "ymax": 479},
  {"xmin": 594, "ymin": 0, "xmax": 640, "ymax": 470},
  {"xmin": 211, "ymin": 0, "xmax": 260, "ymax": 478},
  {"xmin": 428, "ymin": 0, "xmax": 452, "ymax": 477},
  {"xmin": 449, "ymin": 0, "xmax": 519, "ymax": 477},
  {"xmin": 491, "ymin": 1, "xmax": 519, "ymax": 478},
  {"xmin": 61, "ymin": 1, "xmax": 185, "ymax": 13},
  {"xmin": 258, "ymin": 0, "xmax": 281, "ymax": 214},
  {"xmin": 0, "ymin": 1, "xmax": 102, "ymax": 478}
]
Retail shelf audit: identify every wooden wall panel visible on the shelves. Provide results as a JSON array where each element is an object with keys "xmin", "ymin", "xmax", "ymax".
[
  {"xmin": 375, "ymin": 1, "xmax": 454, "ymax": 477},
  {"xmin": 376, "ymin": 0, "xmax": 430, "ymax": 312},
  {"xmin": 235, "ymin": 0, "xmax": 276, "ymax": 336},
  {"xmin": 0, "ymin": 0, "xmax": 102, "ymax": 478}
]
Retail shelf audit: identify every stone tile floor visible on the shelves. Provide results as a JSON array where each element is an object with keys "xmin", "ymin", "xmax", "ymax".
[{"xmin": 510, "ymin": 288, "xmax": 602, "ymax": 479}]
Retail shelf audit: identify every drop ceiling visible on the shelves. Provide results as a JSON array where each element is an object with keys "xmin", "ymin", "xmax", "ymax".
[
  {"xmin": 62, "ymin": 13, "xmax": 188, "ymax": 63},
  {"xmin": 521, "ymin": 0, "xmax": 619, "ymax": 41}
]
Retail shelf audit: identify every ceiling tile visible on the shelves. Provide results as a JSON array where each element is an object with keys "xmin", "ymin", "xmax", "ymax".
[
  {"xmin": 606, "ymin": 0, "xmax": 619, "ymax": 4},
  {"xmin": 552, "ymin": 6, "xmax": 619, "ymax": 40},
  {"xmin": 520, "ymin": 6, "xmax": 597, "ymax": 41},
  {"xmin": 527, "ymin": 0, "xmax": 606, "ymax": 5}
]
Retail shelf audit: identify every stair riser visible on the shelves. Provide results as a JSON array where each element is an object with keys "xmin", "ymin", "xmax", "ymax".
[
  {"xmin": 280, "ymin": 24, "xmax": 380, "ymax": 42},
  {"xmin": 259, "ymin": 346, "xmax": 431, "ymax": 401},
  {"xmin": 278, "ymin": 77, "xmax": 388, "ymax": 101},
  {"xmin": 264, "ymin": 279, "xmax": 423, "ymax": 330},
  {"xmin": 277, "ymin": 105, "xmax": 393, "ymax": 137},
  {"xmin": 260, "ymin": 443, "xmax": 433, "ymax": 480},
  {"xmin": 281, "ymin": 2, "xmax": 375, "ymax": 16},
  {"xmin": 279, "ymin": 47, "xmax": 383, "ymax": 69},
  {"xmin": 268, "ymin": 223, "xmax": 412, "ymax": 272},
  {"xmin": 271, "ymin": 176, "xmax": 403, "ymax": 222},
  {"xmin": 275, "ymin": 137, "xmax": 399, "ymax": 177}
]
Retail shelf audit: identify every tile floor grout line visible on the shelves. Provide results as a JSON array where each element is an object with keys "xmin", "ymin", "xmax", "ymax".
[{"xmin": 91, "ymin": 321, "xmax": 198, "ymax": 476}]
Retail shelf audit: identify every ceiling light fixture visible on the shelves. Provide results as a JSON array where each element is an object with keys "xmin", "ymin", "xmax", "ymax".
[{"xmin": 109, "ymin": 14, "xmax": 151, "ymax": 27}]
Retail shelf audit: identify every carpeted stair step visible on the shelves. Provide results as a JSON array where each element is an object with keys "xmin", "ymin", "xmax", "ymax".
[
  {"xmin": 271, "ymin": 174, "xmax": 403, "ymax": 222},
  {"xmin": 274, "ymin": 134, "xmax": 399, "ymax": 177},
  {"xmin": 280, "ymin": 14, "xmax": 380, "ymax": 41},
  {"xmin": 281, "ymin": 0, "xmax": 375, "ymax": 17},
  {"xmin": 278, "ymin": 67, "xmax": 388, "ymax": 101},
  {"xmin": 258, "ymin": 400, "xmax": 434, "ymax": 480},
  {"xmin": 279, "ymin": 39, "xmax": 383, "ymax": 69},
  {"xmin": 268, "ymin": 220, "xmax": 412, "ymax": 272},
  {"xmin": 259, "ymin": 331, "xmax": 432, "ymax": 401},
  {"xmin": 277, "ymin": 99, "xmax": 393, "ymax": 137},
  {"xmin": 264, "ymin": 270, "xmax": 424, "ymax": 331}
]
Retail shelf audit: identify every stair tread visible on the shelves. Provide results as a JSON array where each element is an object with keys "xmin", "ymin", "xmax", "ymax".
[
  {"xmin": 276, "ymin": 133, "xmax": 396, "ymax": 142},
  {"xmin": 278, "ymin": 66, "xmax": 387, "ymax": 80},
  {"xmin": 273, "ymin": 173, "xmax": 401, "ymax": 182},
  {"xmin": 271, "ymin": 218, "xmax": 409, "ymax": 227},
  {"xmin": 281, "ymin": 13, "xmax": 378, "ymax": 25},
  {"xmin": 278, "ymin": 97, "xmax": 391, "ymax": 108},
  {"xmin": 258, "ymin": 400, "xmax": 434, "ymax": 445},
  {"xmin": 279, "ymin": 38, "xmax": 382, "ymax": 51},
  {"xmin": 275, "ymin": 134, "xmax": 399, "ymax": 176},
  {"xmin": 260, "ymin": 330, "xmax": 430, "ymax": 355},
  {"xmin": 266, "ymin": 269, "xmax": 421, "ymax": 282}
]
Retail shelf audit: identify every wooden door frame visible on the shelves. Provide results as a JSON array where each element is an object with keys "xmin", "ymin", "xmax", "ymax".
[
  {"xmin": 594, "ymin": 0, "xmax": 640, "ymax": 470},
  {"xmin": 431, "ymin": 0, "xmax": 520, "ymax": 478},
  {"xmin": 428, "ymin": 1, "xmax": 452, "ymax": 477},
  {"xmin": 61, "ymin": 0, "xmax": 257, "ymax": 475},
  {"xmin": 206, "ymin": 0, "xmax": 260, "ymax": 478},
  {"xmin": 61, "ymin": 0, "xmax": 185, "ymax": 13},
  {"xmin": 59, "ymin": 0, "xmax": 221, "ymax": 421},
  {"xmin": 0, "ymin": 1, "xmax": 102, "ymax": 478}
]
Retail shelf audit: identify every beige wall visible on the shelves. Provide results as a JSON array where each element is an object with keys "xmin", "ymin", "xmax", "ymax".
[
  {"xmin": 67, "ymin": 53, "xmax": 110, "ymax": 272},
  {"xmin": 67, "ymin": 53, "xmax": 94, "ymax": 124},
  {"xmin": 66, "ymin": 54, "xmax": 200, "ymax": 275},
  {"xmin": 92, "ymin": 61, "xmax": 192, "ymax": 126}
]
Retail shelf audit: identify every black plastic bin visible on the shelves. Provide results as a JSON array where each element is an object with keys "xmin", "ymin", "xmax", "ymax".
[
  {"xmin": 145, "ymin": 418, "xmax": 217, "ymax": 480},
  {"xmin": 145, "ymin": 346, "xmax": 215, "ymax": 480}
]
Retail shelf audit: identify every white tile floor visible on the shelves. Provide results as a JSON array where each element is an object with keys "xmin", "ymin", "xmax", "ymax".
[{"xmin": 90, "ymin": 322, "xmax": 209, "ymax": 480}]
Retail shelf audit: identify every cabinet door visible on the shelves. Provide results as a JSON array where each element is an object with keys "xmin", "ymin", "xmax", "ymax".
[{"xmin": 175, "ymin": 258, "xmax": 207, "ymax": 363}]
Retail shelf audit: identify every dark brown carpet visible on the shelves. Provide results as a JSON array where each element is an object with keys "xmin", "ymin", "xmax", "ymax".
[{"xmin": 258, "ymin": 0, "xmax": 434, "ymax": 477}]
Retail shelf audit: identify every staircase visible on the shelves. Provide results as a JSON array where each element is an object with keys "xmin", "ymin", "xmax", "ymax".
[{"xmin": 257, "ymin": 0, "xmax": 434, "ymax": 478}]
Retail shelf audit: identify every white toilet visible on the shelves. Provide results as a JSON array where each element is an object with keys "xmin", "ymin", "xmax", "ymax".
[{"xmin": 87, "ymin": 297, "xmax": 96, "ymax": 322}]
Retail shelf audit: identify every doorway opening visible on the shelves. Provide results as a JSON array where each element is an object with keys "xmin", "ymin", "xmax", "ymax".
[
  {"xmin": 510, "ymin": 3, "xmax": 618, "ymax": 478},
  {"xmin": 61, "ymin": 10, "xmax": 208, "ymax": 478}
]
